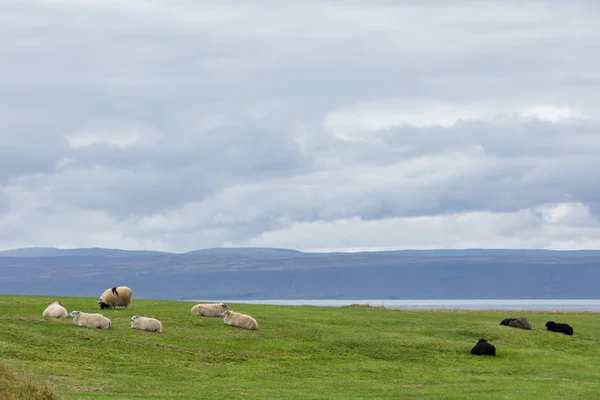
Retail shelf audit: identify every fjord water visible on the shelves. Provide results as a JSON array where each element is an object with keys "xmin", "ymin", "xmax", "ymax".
[{"xmin": 192, "ymin": 299, "xmax": 600, "ymax": 312}]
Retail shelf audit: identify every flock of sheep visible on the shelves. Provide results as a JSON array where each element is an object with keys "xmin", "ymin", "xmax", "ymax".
[
  {"xmin": 42, "ymin": 285, "xmax": 576, "ymax": 354},
  {"xmin": 470, "ymin": 317, "xmax": 575, "ymax": 356},
  {"xmin": 41, "ymin": 285, "xmax": 259, "ymax": 332}
]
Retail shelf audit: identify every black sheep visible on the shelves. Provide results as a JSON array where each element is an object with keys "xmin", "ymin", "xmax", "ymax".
[
  {"xmin": 470, "ymin": 338, "xmax": 496, "ymax": 356},
  {"xmin": 500, "ymin": 317, "xmax": 532, "ymax": 330},
  {"xmin": 545, "ymin": 321, "xmax": 573, "ymax": 335}
]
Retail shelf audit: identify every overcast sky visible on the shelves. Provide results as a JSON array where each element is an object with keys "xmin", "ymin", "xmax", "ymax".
[{"xmin": 1, "ymin": 0, "xmax": 600, "ymax": 253}]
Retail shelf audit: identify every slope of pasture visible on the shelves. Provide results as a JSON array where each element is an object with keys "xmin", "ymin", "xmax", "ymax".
[{"xmin": 0, "ymin": 295, "xmax": 599, "ymax": 399}]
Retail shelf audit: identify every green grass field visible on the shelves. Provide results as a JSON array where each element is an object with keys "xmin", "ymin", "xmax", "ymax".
[{"xmin": 1, "ymin": 295, "xmax": 599, "ymax": 399}]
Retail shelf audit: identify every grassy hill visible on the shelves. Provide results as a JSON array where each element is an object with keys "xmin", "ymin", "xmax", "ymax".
[{"xmin": 1, "ymin": 295, "xmax": 599, "ymax": 399}]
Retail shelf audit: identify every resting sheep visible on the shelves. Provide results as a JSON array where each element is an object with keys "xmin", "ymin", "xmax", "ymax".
[
  {"xmin": 190, "ymin": 302, "xmax": 230, "ymax": 317},
  {"xmin": 42, "ymin": 301, "xmax": 68, "ymax": 318},
  {"xmin": 546, "ymin": 321, "xmax": 573, "ymax": 335},
  {"xmin": 68, "ymin": 311, "xmax": 111, "ymax": 329},
  {"xmin": 500, "ymin": 317, "xmax": 532, "ymax": 330},
  {"xmin": 220, "ymin": 310, "xmax": 258, "ymax": 330},
  {"xmin": 470, "ymin": 338, "xmax": 496, "ymax": 356},
  {"xmin": 130, "ymin": 316, "xmax": 162, "ymax": 333},
  {"xmin": 98, "ymin": 286, "xmax": 132, "ymax": 310}
]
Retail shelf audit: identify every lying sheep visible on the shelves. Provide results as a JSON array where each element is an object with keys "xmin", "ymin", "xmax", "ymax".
[
  {"xmin": 470, "ymin": 338, "xmax": 496, "ymax": 356},
  {"xmin": 546, "ymin": 321, "xmax": 573, "ymax": 335},
  {"xmin": 98, "ymin": 286, "xmax": 132, "ymax": 310},
  {"xmin": 68, "ymin": 311, "xmax": 111, "ymax": 329},
  {"xmin": 220, "ymin": 309, "xmax": 258, "ymax": 330},
  {"xmin": 500, "ymin": 317, "xmax": 532, "ymax": 330},
  {"xmin": 190, "ymin": 302, "xmax": 230, "ymax": 317},
  {"xmin": 42, "ymin": 301, "xmax": 68, "ymax": 318},
  {"xmin": 130, "ymin": 316, "xmax": 162, "ymax": 333}
]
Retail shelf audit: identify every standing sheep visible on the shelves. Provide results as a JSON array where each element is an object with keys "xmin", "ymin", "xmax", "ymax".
[
  {"xmin": 130, "ymin": 316, "xmax": 163, "ymax": 333},
  {"xmin": 98, "ymin": 286, "xmax": 132, "ymax": 310},
  {"xmin": 190, "ymin": 303, "xmax": 230, "ymax": 317},
  {"xmin": 42, "ymin": 301, "xmax": 68, "ymax": 318},
  {"xmin": 220, "ymin": 310, "xmax": 258, "ymax": 330},
  {"xmin": 68, "ymin": 311, "xmax": 111, "ymax": 329}
]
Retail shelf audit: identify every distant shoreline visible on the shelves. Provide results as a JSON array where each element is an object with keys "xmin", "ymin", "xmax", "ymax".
[{"xmin": 186, "ymin": 299, "xmax": 600, "ymax": 312}]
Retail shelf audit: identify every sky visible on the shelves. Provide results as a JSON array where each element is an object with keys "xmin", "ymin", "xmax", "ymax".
[{"xmin": 1, "ymin": 0, "xmax": 600, "ymax": 253}]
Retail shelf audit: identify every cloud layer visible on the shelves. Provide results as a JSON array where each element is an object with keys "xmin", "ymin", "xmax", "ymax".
[{"xmin": 1, "ymin": 0, "xmax": 600, "ymax": 252}]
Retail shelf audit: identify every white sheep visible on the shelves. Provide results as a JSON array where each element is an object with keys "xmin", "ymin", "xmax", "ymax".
[
  {"xmin": 98, "ymin": 286, "xmax": 132, "ymax": 310},
  {"xmin": 42, "ymin": 301, "xmax": 68, "ymax": 318},
  {"xmin": 130, "ymin": 316, "xmax": 162, "ymax": 333},
  {"xmin": 68, "ymin": 311, "xmax": 111, "ymax": 329},
  {"xmin": 220, "ymin": 310, "xmax": 258, "ymax": 330},
  {"xmin": 190, "ymin": 302, "xmax": 230, "ymax": 317}
]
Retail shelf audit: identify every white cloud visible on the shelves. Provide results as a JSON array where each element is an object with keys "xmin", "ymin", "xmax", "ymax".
[
  {"xmin": 1, "ymin": 1, "xmax": 600, "ymax": 252},
  {"xmin": 519, "ymin": 106, "xmax": 584, "ymax": 123},
  {"xmin": 66, "ymin": 125, "xmax": 158, "ymax": 149},
  {"xmin": 244, "ymin": 202, "xmax": 600, "ymax": 252},
  {"xmin": 323, "ymin": 101, "xmax": 589, "ymax": 140},
  {"xmin": 323, "ymin": 101, "xmax": 483, "ymax": 139}
]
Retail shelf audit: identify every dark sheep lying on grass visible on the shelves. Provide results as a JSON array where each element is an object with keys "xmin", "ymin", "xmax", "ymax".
[
  {"xmin": 545, "ymin": 321, "xmax": 573, "ymax": 335},
  {"xmin": 500, "ymin": 317, "xmax": 532, "ymax": 330},
  {"xmin": 470, "ymin": 338, "xmax": 496, "ymax": 356}
]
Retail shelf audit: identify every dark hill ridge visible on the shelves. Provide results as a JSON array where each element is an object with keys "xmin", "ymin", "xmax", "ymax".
[
  {"xmin": 0, "ymin": 247, "xmax": 171, "ymax": 258},
  {"xmin": 1, "ymin": 247, "xmax": 600, "ymax": 300}
]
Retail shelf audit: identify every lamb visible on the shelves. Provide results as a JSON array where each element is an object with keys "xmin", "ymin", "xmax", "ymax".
[
  {"xmin": 470, "ymin": 338, "xmax": 496, "ymax": 356},
  {"xmin": 130, "ymin": 316, "xmax": 162, "ymax": 333},
  {"xmin": 190, "ymin": 302, "xmax": 230, "ymax": 317},
  {"xmin": 545, "ymin": 321, "xmax": 573, "ymax": 335},
  {"xmin": 68, "ymin": 311, "xmax": 111, "ymax": 329},
  {"xmin": 42, "ymin": 301, "xmax": 68, "ymax": 318},
  {"xmin": 98, "ymin": 286, "xmax": 132, "ymax": 310},
  {"xmin": 220, "ymin": 309, "xmax": 258, "ymax": 330},
  {"xmin": 500, "ymin": 317, "xmax": 532, "ymax": 330}
]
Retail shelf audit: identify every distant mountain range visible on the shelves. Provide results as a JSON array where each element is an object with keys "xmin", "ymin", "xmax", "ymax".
[
  {"xmin": 0, "ymin": 246, "xmax": 301, "ymax": 258},
  {"xmin": 1, "ymin": 247, "xmax": 600, "ymax": 300}
]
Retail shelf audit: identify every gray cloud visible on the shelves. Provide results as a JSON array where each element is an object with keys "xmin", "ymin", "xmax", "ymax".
[{"xmin": 1, "ymin": 0, "xmax": 600, "ymax": 251}]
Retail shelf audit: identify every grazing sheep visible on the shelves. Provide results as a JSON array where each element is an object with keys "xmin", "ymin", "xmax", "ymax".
[
  {"xmin": 130, "ymin": 316, "xmax": 162, "ymax": 333},
  {"xmin": 98, "ymin": 286, "xmax": 132, "ymax": 310},
  {"xmin": 470, "ymin": 338, "xmax": 496, "ymax": 356},
  {"xmin": 68, "ymin": 311, "xmax": 111, "ymax": 329},
  {"xmin": 42, "ymin": 301, "xmax": 68, "ymax": 318},
  {"xmin": 190, "ymin": 302, "xmax": 230, "ymax": 317},
  {"xmin": 500, "ymin": 317, "xmax": 532, "ymax": 330},
  {"xmin": 545, "ymin": 321, "xmax": 573, "ymax": 335},
  {"xmin": 220, "ymin": 310, "xmax": 258, "ymax": 330}
]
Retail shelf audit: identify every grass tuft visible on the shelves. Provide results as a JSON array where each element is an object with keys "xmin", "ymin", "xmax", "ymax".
[{"xmin": 0, "ymin": 363, "xmax": 60, "ymax": 400}]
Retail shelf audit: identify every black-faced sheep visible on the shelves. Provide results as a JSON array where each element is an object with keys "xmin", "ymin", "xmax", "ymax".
[
  {"xmin": 68, "ymin": 311, "xmax": 111, "ymax": 329},
  {"xmin": 42, "ymin": 301, "xmax": 68, "ymax": 318},
  {"xmin": 220, "ymin": 309, "xmax": 258, "ymax": 330},
  {"xmin": 98, "ymin": 286, "xmax": 132, "ymax": 310},
  {"xmin": 190, "ymin": 303, "xmax": 230, "ymax": 317},
  {"xmin": 545, "ymin": 321, "xmax": 573, "ymax": 335},
  {"xmin": 130, "ymin": 316, "xmax": 162, "ymax": 333},
  {"xmin": 500, "ymin": 317, "xmax": 532, "ymax": 330},
  {"xmin": 470, "ymin": 338, "xmax": 496, "ymax": 356}
]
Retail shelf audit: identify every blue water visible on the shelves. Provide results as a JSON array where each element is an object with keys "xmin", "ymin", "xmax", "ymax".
[{"xmin": 189, "ymin": 299, "xmax": 600, "ymax": 312}]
